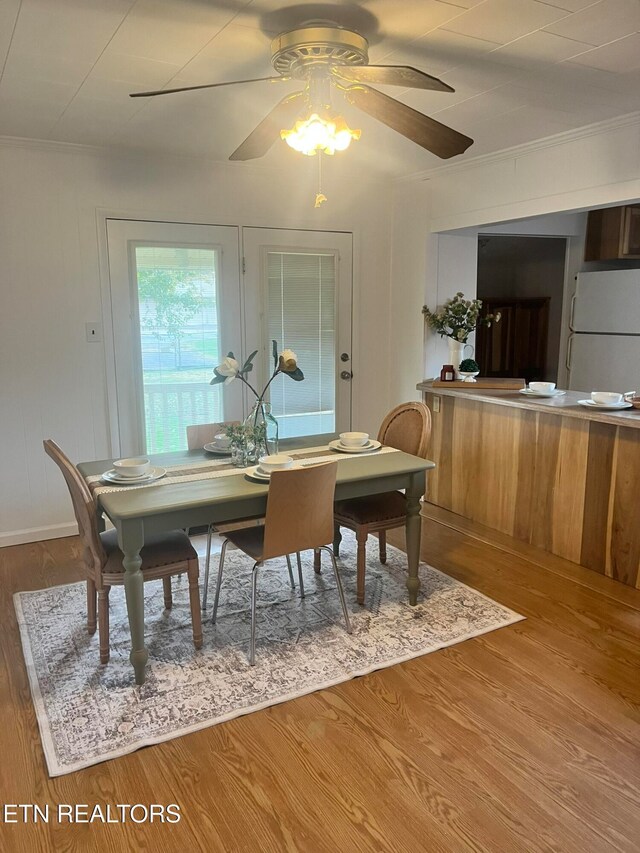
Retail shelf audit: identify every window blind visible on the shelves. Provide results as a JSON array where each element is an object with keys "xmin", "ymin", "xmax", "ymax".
[{"xmin": 267, "ymin": 251, "xmax": 336, "ymax": 435}]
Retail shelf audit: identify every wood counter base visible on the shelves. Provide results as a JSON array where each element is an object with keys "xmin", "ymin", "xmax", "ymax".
[{"xmin": 423, "ymin": 390, "xmax": 640, "ymax": 589}]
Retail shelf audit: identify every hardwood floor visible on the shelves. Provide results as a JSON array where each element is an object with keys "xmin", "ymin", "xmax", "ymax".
[{"xmin": 1, "ymin": 514, "xmax": 639, "ymax": 852}]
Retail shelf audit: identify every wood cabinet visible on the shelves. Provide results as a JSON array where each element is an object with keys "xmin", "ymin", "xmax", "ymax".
[
  {"xmin": 584, "ymin": 205, "xmax": 640, "ymax": 260},
  {"xmin": 421, "ymin": 388, "xmax": 640, "ymax": 589}
]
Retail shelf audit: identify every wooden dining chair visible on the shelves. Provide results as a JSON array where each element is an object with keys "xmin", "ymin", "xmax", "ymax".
[
  {"xmin": 212, "ymin": 462, "xmax": 352, "ymax": 665},
  {"xmin": 186, "ymin": 421, "xmax": 272, "ymax": 609},
  {"xmin": 333, "ymin": 401, "xmax": 432, "ymax": 605},
  {"xmin": 43, "ymin": 439, "xmax": 203, "ymax": 663}
]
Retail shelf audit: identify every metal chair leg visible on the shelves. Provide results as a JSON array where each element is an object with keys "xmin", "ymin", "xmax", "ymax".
[
  {"xmin": 296, "ymin": 551, "xmax": 305, "ymax": 599},
  {"xmin": 202, "ymin": 523, "xmax": 213, "ymax": 609},
  {"xmin": 212, "ymin": 538, "xmax": 229, "ymax": 624},
  {"xmin": 250, "ymin": 561, "xmax": 261, "ymax": 666},
  {"xmin": 286, "ymin": 554, "xmax": 295, "ymax": 590},
  {"xmin": 320, "ymin": 546, "xmax": 352, "ymax": 635}
]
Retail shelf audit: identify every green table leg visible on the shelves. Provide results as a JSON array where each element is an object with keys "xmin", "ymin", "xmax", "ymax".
[
  {"xmin": 117, "ymin": 519, "xmax": 148, "ymax": 685},
  {"xmin": 405, "ymin": 472, "xmax": 425, "ymax": 606}
]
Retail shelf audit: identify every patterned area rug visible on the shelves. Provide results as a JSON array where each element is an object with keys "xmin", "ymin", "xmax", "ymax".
[{"xmin": 15, "ymin": 531, "xmax": 523, "ymax": 776}]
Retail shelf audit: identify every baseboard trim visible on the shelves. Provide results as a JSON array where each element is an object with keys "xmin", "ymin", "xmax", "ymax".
[{"xmin": 0, "ymin": 522, "xmax": 78, "ymax": 548}]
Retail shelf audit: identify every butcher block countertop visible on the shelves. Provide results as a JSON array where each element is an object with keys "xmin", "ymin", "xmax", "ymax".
[{"xmin": 416, "ymin": 381, "xmax": 640, "ymax": 429}]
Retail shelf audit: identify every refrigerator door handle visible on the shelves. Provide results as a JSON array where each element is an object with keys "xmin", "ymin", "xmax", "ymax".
[
  {"xmin": 566, "ymin": 332, "xmax": 574, "ymax": 372},
  {"xmin": 569, "ymin": 293, "xmax": 577, "ymax": 331}
]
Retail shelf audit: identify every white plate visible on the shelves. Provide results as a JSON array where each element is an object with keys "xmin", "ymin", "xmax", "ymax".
[
  {"xmin": 577, "ymin": 399, "xmax": 632, "ymax": 410},
  {"xmin": 519, "ymin": 389, "xmax": 567, "ymax": 398},
  {"xmin": 203, "ymin": 442, "xmax": 232, "ymax": 455},
  {"xmin": 245, "ymin": 464, "xmax": 301, "ymax": 482},
  {"xmin": 102, "ymin": 467, "xmax": 167, "ymax": 484},
  {"xmin": 329, "ymin": 439, "xmax": 382, "ymax": 454}
]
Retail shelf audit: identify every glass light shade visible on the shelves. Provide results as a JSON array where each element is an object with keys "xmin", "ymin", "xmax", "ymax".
[{"xmin": 281, "ymin": 112, "xmax": 361, "ymax": 156}]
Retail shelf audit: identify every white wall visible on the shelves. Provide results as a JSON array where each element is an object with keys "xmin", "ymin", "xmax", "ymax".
[
  {"xmin": 0, "ymin": 139, "xmax": 394, "ymax": 546},
  {"xmin": 392, "ymin": 114, "xmax": 640, "ymax": 392}
]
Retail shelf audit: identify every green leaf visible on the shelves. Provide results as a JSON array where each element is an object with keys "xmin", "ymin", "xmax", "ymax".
[
  {"xmin": 285, "ymin": 367, "xmax": 304, "ymax": 382},
  {"xmin": 210, "ymin": 372, "xmax": 226, "ymax": 385},
  {"xmin": 227, "ymin": 351, "xmax": 235, "ymax": 359},
  {"xmin": 272, "ymin": 339, "xmax": 278, "ymax": 370},
  {"xmin": 241, "ymin": 350, "xmax": 258, "ymax": 374}
]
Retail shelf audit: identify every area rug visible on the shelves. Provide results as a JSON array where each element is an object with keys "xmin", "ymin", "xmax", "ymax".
[{"xmin": 14, "ymin": 531, "xmax": 523, "ymax": 776}]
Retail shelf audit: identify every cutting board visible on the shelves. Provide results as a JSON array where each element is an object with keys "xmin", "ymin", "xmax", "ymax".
[{"xmin": 431, "ymin": 377, "xmax": 525, "ymax": 389}]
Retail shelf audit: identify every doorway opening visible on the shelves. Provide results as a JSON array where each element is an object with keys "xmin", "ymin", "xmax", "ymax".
[{"xmin": 476, "ymin": 235, "xmax": 567, "ymax": 383}]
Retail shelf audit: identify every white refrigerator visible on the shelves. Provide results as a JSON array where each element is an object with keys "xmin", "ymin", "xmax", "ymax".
[{"xmin": 567, "ymin": 269, "xmax": 640, "ymax": 393}]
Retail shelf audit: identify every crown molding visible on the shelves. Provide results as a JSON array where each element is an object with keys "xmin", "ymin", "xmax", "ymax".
[{"xmin": 395, "ymin": 110, "xmax": 640, "ymax": 185}]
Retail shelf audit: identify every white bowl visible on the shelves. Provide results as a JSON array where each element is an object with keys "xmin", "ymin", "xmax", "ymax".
[
  {"xmin": 258, "ymin": 454, "xmax": 294, "ymax": 474},
  {"xmin": 212, "ymin": 432, "xmax": 231, "ymax": 449},
  {"xmin": 529, "ymin": 381, "xmax": 556, "ymax": 394},
  {"xmin": 113, "ymin": 457, "xmax": 151, "ymax": 478},
  {"xmin": 591, "ymin": 391, "xmax": 623, "ymax": 405},
  {"xmin": 339, "ymin": 431, "xmax": 369, "ymax": 447}
]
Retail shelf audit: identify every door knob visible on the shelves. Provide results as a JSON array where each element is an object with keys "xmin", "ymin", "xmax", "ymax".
[
  {"xmin": 340, "ymin": 352, "xmax": 350, "ymax": 362},
  {"xmin": 340, "ymin": 370, "xmax": 353, "ymax": 380}
]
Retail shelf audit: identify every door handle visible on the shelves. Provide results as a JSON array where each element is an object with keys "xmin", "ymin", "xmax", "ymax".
[
  {"xmin": 340, "ymin": 371, "xmax": 353, "ymax": 380},
  {"xmin": 566, "ymin": 332, "xmax": 574, "ymax": 372},
  {"xmin": 569, "ymin": 293, "xmax": 577, "ymax": 331}
]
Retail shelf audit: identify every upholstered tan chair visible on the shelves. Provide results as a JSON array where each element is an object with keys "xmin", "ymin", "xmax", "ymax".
[
  {"xmin": 212, "ymin": 462, "xmax": 352, "ymax": 665},
  {"xmin": 333, "ymin": 401, "xmax": 432, "ymax": 605},
  {"xmin": 44, "ymin": 439, "xmax": 202, "ymax": 663}
]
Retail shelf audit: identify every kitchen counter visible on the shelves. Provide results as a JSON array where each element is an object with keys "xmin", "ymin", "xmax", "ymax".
[
  {"xmin": 418, "ymin": 380, "xmax": 640, "ymax": 589},
  {"xmin": 416, "ymin": 382, "xmax": 640, "ymax": 428}
]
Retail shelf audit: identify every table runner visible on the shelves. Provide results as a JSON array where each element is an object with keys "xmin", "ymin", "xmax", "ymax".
[{"xmin": 86, "ymin": 444, "xmax": 400, "ymax": 496}]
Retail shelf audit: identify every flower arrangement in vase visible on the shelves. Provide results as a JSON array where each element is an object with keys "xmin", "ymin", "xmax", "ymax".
[
  {"xmin": 210, "ymin": 340, "xmax": 304, "ymax": 464},
  {"xmin": 422, "ymin": 292, "xmax": 501, "ymax": 377}
]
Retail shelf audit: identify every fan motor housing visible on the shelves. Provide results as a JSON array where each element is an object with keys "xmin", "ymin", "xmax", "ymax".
[{"xmin": 271, "ymin": 27, "xmax": 369, "ymax": 78}]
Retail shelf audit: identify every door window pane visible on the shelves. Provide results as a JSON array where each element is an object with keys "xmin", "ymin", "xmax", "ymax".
[
  {"xmin": 267, "ymin": 252, "xmax": 336, "ymax": 437},
  {"xmin": 134, "ymin": 245, "xmax": 222, "ymax": 452}
]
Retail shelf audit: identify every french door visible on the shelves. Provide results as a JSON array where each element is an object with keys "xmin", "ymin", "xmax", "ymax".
[
  {"xmin": 106, "ymin": 220, "xmax": 352, "ymax": 455},
  {"xmin": 242, "ymin": 227, "xmax": 353, "ymax": 438},
  {"xmin": 106, "ymin": 220, "xmax": 242, "ymax": 456}
]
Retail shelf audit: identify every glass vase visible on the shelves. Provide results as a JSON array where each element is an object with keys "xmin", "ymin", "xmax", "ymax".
[{"xmin": 243, "ymin": 401, "xmax": 279, "ymax": 461}]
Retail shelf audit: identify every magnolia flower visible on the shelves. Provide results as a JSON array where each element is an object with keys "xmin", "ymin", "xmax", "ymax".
[
  {"xmin": 215, "ymin": 355, "xmax": 240, "ymax": 384},
  {"xmin": 278, "ymin": 348, "xmax": 298, "ymax": 373}
]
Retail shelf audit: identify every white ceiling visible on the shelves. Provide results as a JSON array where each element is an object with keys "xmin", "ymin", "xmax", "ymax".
[{"xmin": 2, "ymin": 0, "xmax": 640, "ymax": 176}]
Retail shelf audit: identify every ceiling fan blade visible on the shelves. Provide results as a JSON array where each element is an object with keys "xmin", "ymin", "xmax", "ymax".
[
  {"xmin": 342, "ymin": 85, "xmax": 473, "ymax": 159},
  {"xmin": 333, "ymin": 65, "xmax": 453, "ymax": 93},
  {"xmin": 130, "ymin": 76, "xmax": 287, "ymax": 98},
  {"xmin": 229, "ymin": 91, "xmax": 306, "ymax": 161}
]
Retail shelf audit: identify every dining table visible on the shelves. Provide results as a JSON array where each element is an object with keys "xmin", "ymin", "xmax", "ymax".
[{"xmin": 78, "ymin": 435, "xmax": 435, "ymax": 685}]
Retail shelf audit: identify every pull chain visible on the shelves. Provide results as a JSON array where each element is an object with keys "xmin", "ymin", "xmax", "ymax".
[{"xmin": 314, "ymin": 151, "xmax": 327, "ymax": 208}]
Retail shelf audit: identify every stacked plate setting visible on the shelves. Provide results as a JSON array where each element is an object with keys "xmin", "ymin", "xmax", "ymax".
[
  {"xmin": 102, "ymin": 460, "xmax": 167, "ymax": 486},
  {"xmin": 204, "ymin": 433, "xmax": 232, "ymax": 455},
  {"xmin": 329, "ymin": 431, "xmax": 382, "ymax": 454},
  {"xmin": 245, "ymin": 455, "xmax": 300, "ymax": 481}
]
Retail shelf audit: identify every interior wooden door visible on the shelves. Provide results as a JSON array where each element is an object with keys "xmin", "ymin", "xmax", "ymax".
[{"xmin": 477, "ymin": 297, "xmax": 550, "ymax": 382}]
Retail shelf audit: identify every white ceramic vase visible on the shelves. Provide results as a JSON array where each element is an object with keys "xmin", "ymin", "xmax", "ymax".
[{"xmin": 447, "ymin": 338, "xmax": 473, "ymax": 377}]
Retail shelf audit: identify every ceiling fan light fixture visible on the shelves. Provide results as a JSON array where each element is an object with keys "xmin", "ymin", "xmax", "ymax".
[{"xmin": 281, "ymin": 111, "xmax": 361, "ymax": 156}]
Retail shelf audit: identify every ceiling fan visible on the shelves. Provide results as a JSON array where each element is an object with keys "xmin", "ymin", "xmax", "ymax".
[{"xmin": 130, "ymin": 25, "xmax": 473, "ymax": 162}]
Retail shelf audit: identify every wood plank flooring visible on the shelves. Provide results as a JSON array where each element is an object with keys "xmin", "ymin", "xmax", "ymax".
[{"xmin": 0, "ymin": 514, "xmax": 639, "ymax": 852}]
